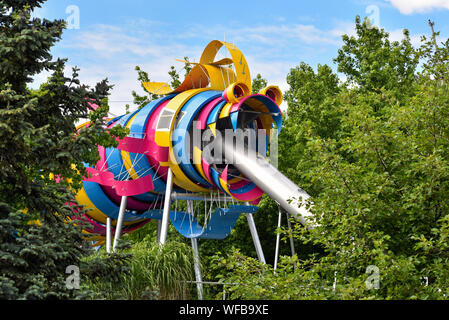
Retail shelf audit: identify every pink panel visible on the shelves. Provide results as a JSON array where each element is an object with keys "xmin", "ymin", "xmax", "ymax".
[
  {"xmin": 201, "ymin": 158, "xmax": 215, "ymax": 187},
  {"xmin": 250, "ymin": 198, "xmax": 262, "ymax": 205},
  {"xmin": 96, "ymin": 142, "xmax": 151, "ymax": 211},
  {"xmin": 116, "ymin": 136, "xmax": 146, "ymax": 154},
  {"xmin": 220, "ymin": 167, "xmax": 264, "ymax": 201},
  {"xmin": 113, "ymin": 174, "xmax": 155, "ymax": 197},
  {"xmin": 87, "ymin": 101, "xmax": 99, "ymax": 111},
  {"xmin": 83, "ymin": 167, "xmax": 115, "ymax": 186},
  {"xmin": 145, "ymin": 100, "xmax": 171, "ymax": 182},
  {"xmin": 196, "ymin": 97, "xmax": 222, "ymax": 130}
]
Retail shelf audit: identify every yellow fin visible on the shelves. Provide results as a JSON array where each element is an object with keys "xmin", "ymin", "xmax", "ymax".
[
  {"xmin": 142, "ymin": 82, "xmax": 172, "ymax": 95},
  {"xmin": 208, "ymin": 123, "xmax": 216, "ymax": 137},
  {"xmin": 210, "ymin": 58, "xmax": 234, "ymax": 66}
]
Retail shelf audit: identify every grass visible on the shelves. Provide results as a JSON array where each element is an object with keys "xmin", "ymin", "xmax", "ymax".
[{"xmin": 83, "ymin": 237, "xmax": 196, "ymax": 300}]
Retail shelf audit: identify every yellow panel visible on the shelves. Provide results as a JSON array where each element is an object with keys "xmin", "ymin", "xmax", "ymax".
[
  {"xmin": 171, "ymin": 62, "xmax": 236, "ymax": 93},
  {"xmin": 142, "ymin": 41, "xmax": 249, "ymax": 96},
  {"xmin": 193, "ymin": 146, "xmax": 212, "ymax": 184},
  {"xmin": 75, "ymin": 186, "xmax": 143, "ymax": 226},
  {"xmin": 218, "ymin": 177, "xmax": 238, "ymax": 201},
  {"xmin": 210, "ymin": 58, "xmax": 234, "ymax": 66},
  {"xmin": 142, "ymin": 82, "xmax": 172, "ymax": 95},
  {"xmin": 153, "ymin": 88, "xmax": 212, "ymax": 192},
  {"xmin": 121, "ymin": 112, "xmax": 140, "ymax": 179},
  {"xmin": 202, "ymin": 65, "xmax": 237, "ymax": 91},
  {"xmin": 173, "ymin": 65, "xmax": 210, "ymax": 93},
  {"xmin": 155, "ymin": 88, "xmax": 209, "ymax": 147},
  {"xmin": 219, "ymin": 102, "xmax": 234, "ymax": 119},
  {"xmin": 208, "ymin": 123, "xmax": 216, "ymax": 137},
  {"xmin": 76, "ymin": 121, "xmax": 91, "ymax": 131},
  {"xmin": 200, "ymin": 40, "xmax": 252, "ymax": 93},
  {"xmin": 259, "ymin": 86, "xmax": 284, "ymax": 106},
  {"xmin": 228, "ymin": 175, "xmax": 242, "ymax": 184},
  {"xmin": 168, "ymin": 143, "xmax": 210, "ymax": 193}
]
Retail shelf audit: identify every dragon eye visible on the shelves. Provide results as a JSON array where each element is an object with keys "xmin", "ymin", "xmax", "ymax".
[
  {"xmin": 259, "ymin": 86, "xmax": 283, "ymax": 106},
  {"xmin": 223, "ymin": 82, "xmax": 250, "ymax": 103}
]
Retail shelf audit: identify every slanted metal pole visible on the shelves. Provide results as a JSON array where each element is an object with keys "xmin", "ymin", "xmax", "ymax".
[
  {"xmin": 159, "ymin": 168, "xmax": 173, "ymax": 244},
  {"xmin": 186, "ymin": 200, "xmax": 203, "ymax": 300},
  {"xmin": 156, "ymin": 220, "xmax": 162, "ymax": 243},
  {"xmin": 246, "ymin": 213, "xmax": 266, "ymax": 264},
  {"xmin": 286, "ymin": 212, "xmax": 296, "ymax": 257},
  {"xmin": 274, "ymin": 209, "xmax": 282, "ymax": 270},
  {"xmin": 106, "ymin": 217, "xmax": 112, "ymax": 253},
  {"xmin": 171, "ymin": 192, "xmax": 234, "ymax": 202},
  {"xmin": 113, "ymin": 196, "xmax": 128, "ymax": 252},
  {"xmin": 191, "ymin": 237, "xmax": 203, "ymax": 300},
  {"xmin": 285, "ymin": 212, "xmax": 297, "ymax": 270}
]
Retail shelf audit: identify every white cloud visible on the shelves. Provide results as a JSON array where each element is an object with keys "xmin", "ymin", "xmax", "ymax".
[
  {"xmin": 53, "ymin": 24, "xmax": 206, "ymax": 115},
  {"xmin": 329, "ymin": 21, "xmax": 358, "ymax": 38},
  {"xmin": 38, "ymin": 14, "xmax": 433, "ymax": 117},
  {"xmin": 38, "ymin": 18, "xmax": 425, "ymax": 116},
  {"xmin": 178, "ymin": 23, "xmax": 343, "ymax": 47},
  {"xmin": 388, "ymin": 28, "xmax": 423, "ymax": 47},
  {"xmin": 44, "ymin": 21, "xmax": 346, "ymax": 115},
  {"xmin": 387, "ymin": 0, "xmax": 449, "ymax": 14}
]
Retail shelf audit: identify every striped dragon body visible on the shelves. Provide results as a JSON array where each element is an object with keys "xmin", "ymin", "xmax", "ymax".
[{"xmin": 76, "ymin": 40, "xmax": 284, "ymax": 243}]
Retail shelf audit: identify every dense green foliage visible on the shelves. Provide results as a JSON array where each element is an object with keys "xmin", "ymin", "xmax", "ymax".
[{"xmin": 215, "ymin": 17, "xmax": 449, "ymax": 300}]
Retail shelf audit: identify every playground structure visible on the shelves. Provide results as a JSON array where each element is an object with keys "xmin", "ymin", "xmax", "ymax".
[{"xmin": 75, "ymin": 40, "xmax": 312, "ymax": 298}]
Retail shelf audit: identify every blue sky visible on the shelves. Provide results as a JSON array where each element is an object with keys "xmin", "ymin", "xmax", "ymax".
[{"xmin": 32, "ymin": 0, "xmax": 449, "ymax": 114}]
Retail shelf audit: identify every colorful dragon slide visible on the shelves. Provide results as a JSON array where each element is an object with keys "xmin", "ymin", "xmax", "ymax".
[{"xmin": 75, "ymin": 40, "xmax": 312, "ymax": 247}]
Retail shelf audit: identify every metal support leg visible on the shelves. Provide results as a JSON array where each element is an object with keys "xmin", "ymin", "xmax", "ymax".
[
  {"xmin": 186, "ymin": 200, "xmax": 203, "ymax": 299},
  {"xmin": 159, "ymin": 168, "xmax": 173, "ymax": 245},
  {"xmin": 156, "ymin": 220, "xmax": 162, "ymax": 243},
  {"xmin": 286, "ymin": 212, "xmax": 296, "ymax": 257},
  {"xmin": 113, "ymin": 196, "xmax": 128, "ymax": 252},
  {"xmin": 246, "ymin": 213, "xmax": 266, "ymax": 264},
  {"xmin": 106, "ymin": 217, "xmax": 112, "ymax": 253},
  {"xmin": 191, "ymin": 238, "xmax": 203, "ymax": 300},
  {"xmin": 274, "ymin": 209, "xmax": 282, "ymax": 270}
]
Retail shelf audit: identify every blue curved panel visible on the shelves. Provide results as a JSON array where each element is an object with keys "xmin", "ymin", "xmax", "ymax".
[
  {"xmin": 248, "ymin": 95, "xmax": 283, "ymax": 135},
  {"xmin": 209, "ymin": 167, "xmax": 227, "ymax": 193},
  {"xmin": 104, "ymin": 147, "xmax": 160, "ymax": 202},
  {"xmin": 172, "ymin": 90, "xmax": 221, "ymax": 188},
  {"xmin": 83, "ymin": 181, "xmax": 147, "ymax": 222},
  {"xmin": 229, "ymin": 181, "xmax": 259, "ymax": 195},
  {"xmin": 168, "ymin": 205, "xmax": 258, "ymax": 240},
  {"xmin": 107, "ymin": 115, "xmax": 124, "ymax": 126},
  {"xmin": 207, "ymin": 100, "xmax": 227, "ymax": 125},
  {"xmin": 129, "ymin": 95, "xmax": 176, "ymax": 139}
]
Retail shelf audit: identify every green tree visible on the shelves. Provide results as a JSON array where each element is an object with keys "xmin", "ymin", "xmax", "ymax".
[
  {"xmin": 0, "ymin": 0, "xmax": 126, "ymax": 299},
  {"xmin": 217, "ymin": 17, "xmax": 449, "ymax": 300},
  {"xmin": 131, "ymin": 66, "xmax": 159, "ymax": 108},
  {"xmin": 251, "ymin": 73, "xmax": 268, "ymax": 94},
  {"xmin": 132, "ymin": 57, "xmax": 192, "ymax": 110},
  {"xmin": 335, "ymin": 15, "xmax": 419, "ymax": 104}
]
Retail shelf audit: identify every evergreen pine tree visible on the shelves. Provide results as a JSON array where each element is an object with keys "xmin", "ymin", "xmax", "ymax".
[{"xmin": 0, "ymin": 0, "xmax": 126, "ymax": 299}]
